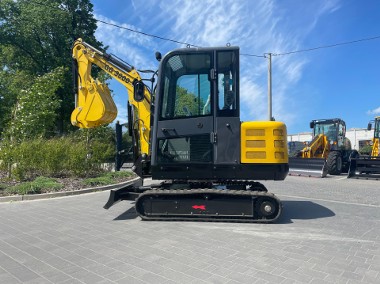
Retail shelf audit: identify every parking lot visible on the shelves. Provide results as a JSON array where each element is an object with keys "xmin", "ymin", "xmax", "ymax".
[{"xmin": 0, "ymin": 175, "xmax": 379, "ymax": 283}]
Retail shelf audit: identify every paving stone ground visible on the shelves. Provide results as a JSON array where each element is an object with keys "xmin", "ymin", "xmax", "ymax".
[{"xmin": 0, "ymin": 175, "xmax": 379, "ymax": 284}]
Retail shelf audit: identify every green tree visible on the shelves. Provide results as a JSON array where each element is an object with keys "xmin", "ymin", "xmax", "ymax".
[
  {"xmin": 0, "ymin": 70, "xmax": 34, "ymax": 134},
  {"xmin": 3, "ymin": 67, "xmax": 65, "ymax": 142},
  {"xmin": 0, "ymin": 0, "xmax": 103, "ymax": 135}
]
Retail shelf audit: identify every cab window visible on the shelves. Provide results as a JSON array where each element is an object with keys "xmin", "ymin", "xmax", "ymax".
[{"xmin": 160, "ymin": 53, "xmax": 212, "ymax": 120}]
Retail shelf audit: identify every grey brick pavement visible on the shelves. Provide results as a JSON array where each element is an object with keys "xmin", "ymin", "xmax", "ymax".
[{"xmin": 0, "ymin": 176, "xmax": 379, "ymax": 283}]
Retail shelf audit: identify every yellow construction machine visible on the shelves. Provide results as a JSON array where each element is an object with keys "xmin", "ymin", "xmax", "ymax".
[
  {"xmin": 71, "ymin": 38, "xmax": 289, "ymax": 222},
  {"xmin": 289, "ymin": 118, "xmax": 358, "ymax": 177},
  {"xmin": 348, "ymin": 116, "xmax": 380, "ymax": 178}
]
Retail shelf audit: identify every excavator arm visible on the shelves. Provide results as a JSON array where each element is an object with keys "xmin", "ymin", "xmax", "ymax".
[{"xmin": 71, "ymin": 38, "xmax": 151, "ymax": 158}]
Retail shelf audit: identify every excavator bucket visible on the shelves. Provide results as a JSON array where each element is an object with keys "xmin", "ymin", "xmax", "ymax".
[
  {"xmin": 71, "ymin": 79, "xmax": 118, "ymax": 128},
  {"xmin": 288, "ymin": 157, "xmax": 328, "ymax": 178},
  {"xmin": 348, "ymin": 156, "xmax": 380, "ymax": 179}
]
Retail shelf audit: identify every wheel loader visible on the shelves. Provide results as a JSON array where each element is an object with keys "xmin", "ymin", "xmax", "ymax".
[
  {"xmin": 348, "ymin": 116, "xmax": 380, "ymax": 178},
  {"xmin": 71, "ymin": 39, "xmax": 289, "ymax": 222},
  {"xmin": 288, "ymin": 118, "xmax": 358, "ymax": 177}
]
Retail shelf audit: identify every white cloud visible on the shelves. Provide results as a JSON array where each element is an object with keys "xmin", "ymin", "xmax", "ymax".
[
  {"xmin": 94, "ymin": 14, "xmax": 157, "ymax": 70},
  {"xmin": 302, "ymin": 0, "xmax": 341, "ymax": 34},
  {"xmin": 367, "ymin": 107, "xmax": 380, "ymax": 115},
  {"xmin": 162, "ymin": 0, "xmax": 333, "ymax": 124}
]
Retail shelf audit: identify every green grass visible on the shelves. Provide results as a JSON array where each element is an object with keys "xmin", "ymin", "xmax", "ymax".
[
  {"xmin": 82, "ymin": 171, "xmax": 133, "ymax": 187},
  {"xmin": 5, "ymin": 177, "xmax": 63, "ymax": 195},
  {"xmin": 1, "ymin": 171, "xmax": 134, "ymax": 196}
]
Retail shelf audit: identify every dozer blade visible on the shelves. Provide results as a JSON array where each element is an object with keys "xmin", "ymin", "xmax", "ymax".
[
  {"xmin": 288, "ymin": 157, "xmax": 328, "ymax": 178},
  {"xmin": 103, "ymin": 179, "xmax": 143, "ymax": 209},
  {"xmin": 348, "ymin": 156, "xmax": 380, "ymax": 179}
]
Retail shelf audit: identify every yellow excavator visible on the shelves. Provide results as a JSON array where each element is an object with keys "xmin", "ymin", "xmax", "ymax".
[
  {"xmin": 348, "ymin": 116, "xmax": 380, "ymax": 178},
  {"xmin": 71, "ymin": 38, "xmax": 289, "ymax": 222},
  {"xmin": 288, "ymin": 118, "xmax": 357, "ymax": 177}
]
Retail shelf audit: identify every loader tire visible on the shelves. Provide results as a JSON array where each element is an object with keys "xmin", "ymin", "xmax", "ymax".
[{"xmin": 327, "ymin": 151, "xmax": 342, "ymax": 175}]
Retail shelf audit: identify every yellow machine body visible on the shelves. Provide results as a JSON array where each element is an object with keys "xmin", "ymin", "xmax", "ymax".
[{"xmin": 241, "ymin": 121, "xmax": 288, "ymax": 164}]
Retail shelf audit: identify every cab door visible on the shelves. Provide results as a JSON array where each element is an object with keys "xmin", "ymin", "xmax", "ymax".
[
  {"xmin": 213, "ymin": 49, "xmax": 240, "ymax": 165},
  {"xmin": 152, "ymin": 51, "xmax": 215, "ymax": 179}
]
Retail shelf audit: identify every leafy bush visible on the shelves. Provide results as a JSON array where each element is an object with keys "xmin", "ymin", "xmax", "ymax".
[
  {"xmin": 0, "ymin": 134, "xmax": 116, "ymax": 180},
  {"xmin": 5, "ymin": 177, "xmax": 63, "ymax": 195}
]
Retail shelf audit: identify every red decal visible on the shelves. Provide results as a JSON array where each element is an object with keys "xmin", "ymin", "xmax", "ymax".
[{"xmin": 192, "ymin": 205, "xmax": 206, "ymax": 210}]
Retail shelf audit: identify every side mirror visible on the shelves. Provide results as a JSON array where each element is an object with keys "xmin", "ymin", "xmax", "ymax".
[
  {"xmin": 133, "ymin": 81, "xmax": 145, "ymax": 102},
  {"xmin": 309, "ymin": 121, "xmax": 314, "ymax": 129},
  {"xmin": 155, "ymin": 52, "xmax": 162, "ymax": 62},
  {"xmin": 367, "ymin": 123, "xmax": 372, "ymax": 131}
]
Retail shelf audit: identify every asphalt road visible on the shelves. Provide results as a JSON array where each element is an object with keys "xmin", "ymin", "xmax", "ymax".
[{"xmin": 0, "ymin": 175, "xmax": 379, "ymax": 283}]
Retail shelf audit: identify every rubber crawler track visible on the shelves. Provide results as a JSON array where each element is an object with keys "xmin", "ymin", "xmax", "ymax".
[{"xmin": 135, "ymin": 188, "xmax": 282, "ymax": 223}]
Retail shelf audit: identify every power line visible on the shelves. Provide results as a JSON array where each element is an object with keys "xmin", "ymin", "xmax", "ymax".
[
  {"xmin": 96, "ymin": 20, "xmax": 201, "ymax": 48},
  {"xmin": 23, "ymin": 0, "xmax": 380, "ymax": 58},
  {"xmin": 96, "ymin": 20, "xmax": 267, "ymax": 57},
  {"xmin": 86, "ymin": 16, "xmax": 380, "ymax": 58},
  {"xmin": 272, "ymin": 35, "xmax": 380, "ymax": 56},
  {"xmin": 240, "ymin": 53, "xmax": 266, "ymax": 58}
]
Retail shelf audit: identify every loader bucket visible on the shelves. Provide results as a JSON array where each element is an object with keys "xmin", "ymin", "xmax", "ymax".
[
  {"xmin": 348, "ymin": 156, "xmax": 380, "ymax": 179},
  {"xmin": 288, "ymin": 157, "xmax": 328, "ymax": 178}
]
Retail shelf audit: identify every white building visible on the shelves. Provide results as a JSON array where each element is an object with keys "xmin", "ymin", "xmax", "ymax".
[{"xmin": 287, "ymin": 128, "xmax": 374, "ymax": 151}]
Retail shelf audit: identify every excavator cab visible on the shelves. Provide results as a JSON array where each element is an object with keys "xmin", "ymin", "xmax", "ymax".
[
  {"xmin": 312, "ymin": 119, "xmax": 347, "ymax": 150},
  {"xmin": 151, "ymin": 48, "xmax": 239, "ymax": 179},
  {"xmin": 150, "ymin": 47, "xmax": 288, "ymax": 181}
]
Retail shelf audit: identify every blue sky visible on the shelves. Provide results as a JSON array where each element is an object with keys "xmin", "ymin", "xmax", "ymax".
[{"xmin": 90, "ymin": 0, "xmax": 380, "ymax": 135}]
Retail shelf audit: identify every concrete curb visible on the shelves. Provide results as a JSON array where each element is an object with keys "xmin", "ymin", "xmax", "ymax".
[{"xmin": 0, "ymin": 177, "xmax": 141, "ymax": 203}]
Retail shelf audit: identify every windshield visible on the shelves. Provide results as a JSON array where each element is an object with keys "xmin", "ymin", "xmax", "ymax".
[
  {"xmin": 159, "ymin": 53, "xmax": 211, "ymax": 120},
  {"xmin": 314, "ymin": 123, "xmax": 337, "ymax": 142}
]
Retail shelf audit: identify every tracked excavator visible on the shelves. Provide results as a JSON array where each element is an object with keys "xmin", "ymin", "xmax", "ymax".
[
  {"xmin": 348, "ymin": 116, "xmax": 380, "ymax": 178},
  {"xmin": 289, "ymin": 118, "xmax": 357, "ymax": 177},
  {"xmin": 71, "ymin": 38, "xmax": 289, "ymax": 222}
]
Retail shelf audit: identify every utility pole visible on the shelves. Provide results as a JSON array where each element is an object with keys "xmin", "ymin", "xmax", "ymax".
[{"xmin": 267, "ymin": 53, "xmax": 273, "ymax": 121}]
